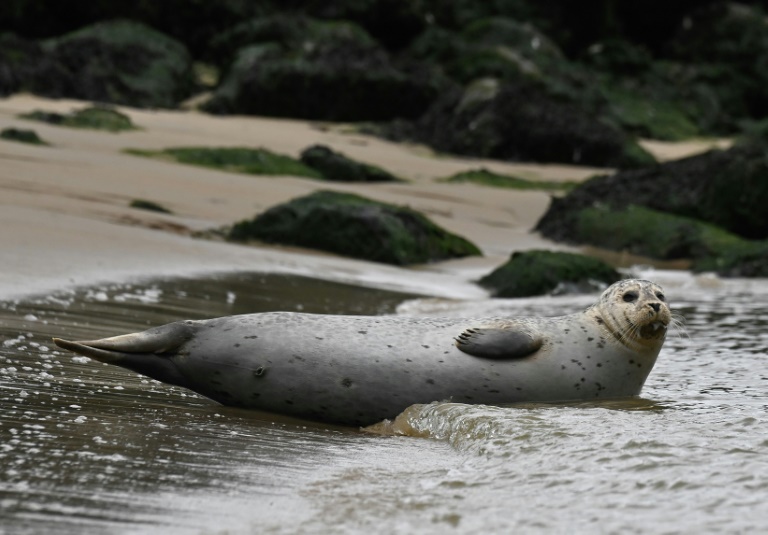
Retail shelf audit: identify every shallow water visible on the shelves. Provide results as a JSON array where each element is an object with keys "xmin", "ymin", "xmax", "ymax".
[{"xmin": 1, "ymin": 271, "xmax": 767, "ymax": 534}]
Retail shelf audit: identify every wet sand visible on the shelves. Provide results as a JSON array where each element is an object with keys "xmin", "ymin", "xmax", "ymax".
[{"xmin": 0, "ymin": 94, "xmax": 728, "ymax": 301}]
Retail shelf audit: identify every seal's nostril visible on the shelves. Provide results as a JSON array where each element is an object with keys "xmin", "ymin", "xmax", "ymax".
[{"xmin": 649, "ymin": 302, "xmax": 661, "ymax": 312}]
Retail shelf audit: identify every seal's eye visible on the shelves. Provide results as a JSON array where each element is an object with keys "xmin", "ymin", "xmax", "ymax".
[
  {"xmin": 622, "ymin": 291, "xmax": 638, "ymax": 303},
  {"xmin": 656, "ymin": 292, "xmax": 665, "ymax": 301}
]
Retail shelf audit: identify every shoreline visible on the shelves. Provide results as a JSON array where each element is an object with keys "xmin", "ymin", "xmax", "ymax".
[{"xmin": 0, "ymin": 94, "xmax": 729, "ymax": 302}]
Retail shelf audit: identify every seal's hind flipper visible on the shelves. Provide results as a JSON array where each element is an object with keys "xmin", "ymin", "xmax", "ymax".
[
  {"xmin": 455, "ymin": 326, "xmax": 543, "ymax": 359},
  {"xmin": 52, "ymin": 321, "xmax": 196, "ymax": 388},
  {"xmin": 53, "ymin": 321, "xmax": 195, "ymax": 362}
]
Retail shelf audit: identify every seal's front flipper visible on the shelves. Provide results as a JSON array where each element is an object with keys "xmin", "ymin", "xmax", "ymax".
[
  {"xmin": 53, "ymin": 321, "xmax": 196, "ymax": 388},
  {"xmin": 455, "ymin": 326, "xmax": 543, "ymax": 359}
]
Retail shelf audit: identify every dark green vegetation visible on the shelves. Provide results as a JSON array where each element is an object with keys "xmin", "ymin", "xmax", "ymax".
[
  {"xmin": 300, "ymin": 145, "xmax": 401, "ymax": 182},
  {"xmin": 4, "ymin": 1, "xmax": 768, "ymax": 167},
  {"xmin": 442, "ymin": 168, "xmax": 576, "ymax": 191},
  {"xmin": 129, "ymin": 199, "xmax": 172, "ymax": 214},
  {"xmin": 479, "ymin": 250, "xmax": 620, "ymax": 298},
  {"xmin": 127, "ymin": 144, "xmax": 401, "ymax": 182},
  {"xmin": 126, "ymin": 147, "xmax": 321, "ymax": 179},
  {"xmin": 0, "ymin": 127, "xmax": 46, "ymax": 145},
  {"xmin": 228, "ymin": 190, "xmax": 481, "ymax": 266},
  {"xmin": 21, "ymin": 106, "xmax": 137, "ymax": 132},
  {"xmin": 535, "ymin": 140, "xmax": 768, "ymax": 277}
]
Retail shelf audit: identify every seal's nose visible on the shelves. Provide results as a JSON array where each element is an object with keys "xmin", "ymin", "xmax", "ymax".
[{"xmin": 649, "ymin": 302, "xmax": 661, "ymax": 312}]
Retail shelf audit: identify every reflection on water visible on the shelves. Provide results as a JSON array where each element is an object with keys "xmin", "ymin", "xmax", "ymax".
[{"xmin": 2, "ymin": 272, "xmax": 768, "ymax": 533}]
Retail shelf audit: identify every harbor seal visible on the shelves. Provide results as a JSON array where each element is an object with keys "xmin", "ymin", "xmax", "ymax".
[{"xmin": 53, "ymin": 279, "xmax": 671, "ymax": 426}]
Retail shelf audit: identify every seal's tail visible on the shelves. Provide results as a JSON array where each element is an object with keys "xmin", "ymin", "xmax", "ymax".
[{"xmin": 53, "ymin": 321, "xmax": 196, "ymax": 388}]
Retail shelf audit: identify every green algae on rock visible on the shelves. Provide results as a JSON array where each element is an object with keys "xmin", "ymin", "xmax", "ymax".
[
  {"xmin": 300, "ymin": 145, "xmax": 401, "ymax": 182},
  {"xmin": 479, "ymin": 250, "xmax": 620, "ymax": 298},
  {"xmin": 0, "ymin": 127, "xmax": 47, "ymax": 145},
  {"xmin": 228, "ymin": 190, "xmax": 481, "ymax": 265},
  {"xmin": 441, "ymin": 168, "xmax": 576, "ymax": 191},
  {"xmin": 126, "ymin": 147, "xmax": 321, "ymax": 179},
  {"xmin": 20, "ymin": 106, "xmax": 137, "ymax": 132},
  {"xmin": 575, "ymin": 204, "xmax": 768, "ymax": 278}
]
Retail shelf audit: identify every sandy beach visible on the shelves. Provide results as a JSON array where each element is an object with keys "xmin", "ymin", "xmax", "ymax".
[{"xmin": 0, "ymin": 94, "xmax": 727, "ymax": 301}]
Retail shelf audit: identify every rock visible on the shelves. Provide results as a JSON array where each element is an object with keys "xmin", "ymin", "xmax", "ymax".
[
  {"xmin": 533, "ymin": 138, "xmax": 768, "ymax": 278},
  {"xmin": 574, "ymin": 204, "xmax": 741, "ymax": 261},
  {"xmin": 0, "ymin": 128, "xmax": 47, "ymax": 145},
  {"xmin": 571, "ymin": 204, "xmax": 768, "ymax": 278},
  {"xmin": 479, "ymin": 250, "xmax": 620, "ymax": 298},
  {"xmin": 0, "ymin": 2, "xmax": 250, "ymax": 59},
  {"xmin": 408, "ymin": 18, "xmax": 564, "ymax": 85},
  {"xmin": 0, "ymin": 33, "xmax": 49, "ymax": 97},
  {"xmin": 664, "ymin": 2, "xmax": 768, "ymax": 133},
  {"xmin": 27, "ymin": 20, "xmax": 194, "ymax": 108},
  {"xmin": 130, "ymin": 199, "xmax": 173, "ymax": 214},
  {"xmin": 536, "ymin": 141, "xmax": 768, "ymax": 242},
  {"xmin": 696, "ymin": 241, "xmax": 768, "ymax": 278},
  {"xmin": 228, "ymin": 190, "xmax": 481, "ymax": 265},
  {"xmin": 596, "ymin": 84, "xmax": 700, "ymax": 141},
  {"xmin": 20, "ymin": 106, "xmax": 137, "ymax": 132},
  {"xmin": 299, "ymin": 145, "xmax": 401, "ymax": 182},
  {"xmin": 412, "ymin": 80, "xmax": 655, "ymax": 168},
  {"xmin": 206, "ymin": 15, "xmax": 378, "ymax": 71},
  {"xmin": 291, "ymin": 0, "xmax": 427, "ymax": 50},
  {"xmin": 126, "ymin": 146, "xmax": 321, "ymax": 179},
  {"xmin": 204, "ymin": 16, "xmax": 448, "ymax": 121}
]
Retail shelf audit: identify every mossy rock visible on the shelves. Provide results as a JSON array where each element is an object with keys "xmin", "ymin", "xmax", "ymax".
[
  {"xmin": 228, "ymin": 190, "xmax": 482, "ymax": 265},
  {"xmin": 459, "ymin": 17, "xmax": 564, "ymax": 80},
  {"xmin": 599, "ymin": 85, "xmax": 699, "ymax": 141},
  {"xmin": 664, "ymin": 3, "xmax": 768, "ymax": 132},
  {"xmin": 126, "ymin": 147, "xmax": 321, "ymax": 179},
  {"xmin": 693, "ymin": 241, "xmax": 768, "ymax": 278},
  {"xmin": 572, "ymin": 204, "xmax": 768, "ymax": 277},
  {"xmin": 28, "ymin": 19, "xmax": 194, "ymax": 108},
  {"xmin": 20, "ymin": 106, "xmax": 137, "ymax": 132},
  {"xmin": 412, "ymin": 80, "xmax": 655, "ymax": 169},
  {"xmin": 408, "ymin": 18, "xmax": 564, "ymax": 85},
  {"xmin": 291, "ymin": 0, "xmax": 427, "ymax": 51},
  {"xmin": 299, "ymin": 145, "xmax": 400, "ymax": 182},
  {"xmin": 576, "ymin": 204, "xmax": 743, "ymax": 260},
  {"xmin": 479, "ymin": 250, "xmax": 620, "ymax": 298},
  {"xmin": 206, "ymin": 15, "xmax": 378, "ymax": 71},
  {"xmin": 204, "ymin": 18, "xmax": 449, "ymax": 122},
  {"xmin": 130, "ymin": 199, "xmax": 172, "ymax": 214},
  {"xmin": 441, "ymin": 168, "xmax": 576, "ymax": 191},
  {"xmin": 0, "ymin": 128, "xmax": 46, "ymax": 145},
  {"xmin": 584, "ymin": 39, "xmax": 655, "ymax": 77},
  {"xmin": 536, "ymin": 142, "xmax": 768, "ymax": 242},
  {"xmin": 0, "ymin": 33, "xmax": 51, "ymax": 97}
]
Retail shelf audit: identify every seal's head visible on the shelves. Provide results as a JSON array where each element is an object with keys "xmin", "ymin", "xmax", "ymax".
[{"xmin": 593, "ymin": 279, "xmax": 671, "ymax": 350}]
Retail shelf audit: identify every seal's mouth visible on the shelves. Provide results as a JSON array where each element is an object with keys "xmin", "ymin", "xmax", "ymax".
[{"xmin": 639, "ymin": 321, "xmax": 668, "ymax": 339}]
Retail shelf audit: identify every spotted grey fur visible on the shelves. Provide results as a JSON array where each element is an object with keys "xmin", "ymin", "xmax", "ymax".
[{"xmin": 53, "ymin": 279, "xmax": 671, "ymax": 426}]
